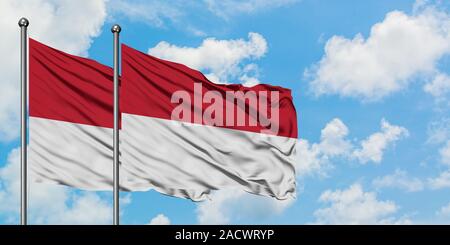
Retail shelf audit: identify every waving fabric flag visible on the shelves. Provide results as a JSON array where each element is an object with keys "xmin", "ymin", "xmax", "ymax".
[
  {"xmin": 120, "ymin": 45, "xmax": 298, "ymax": 201},
  {"xmin": 29, "ymin": 38, "xmax": 120, "ymax": 190},
  {"xmin": 28, "ymin": 39, "xmax": 298, "ymax": 200}
]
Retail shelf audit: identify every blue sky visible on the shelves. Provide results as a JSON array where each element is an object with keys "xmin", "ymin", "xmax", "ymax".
[{"xmin": 1, "ymin": 0, "xmax": 450, "ymax": 224}]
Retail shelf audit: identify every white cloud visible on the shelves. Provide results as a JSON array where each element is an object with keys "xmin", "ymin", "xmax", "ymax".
[
  {"xmin": 424, "ymin": 73, "xmax": 450, "ymax": 98},
  {"xmin": 428, "ymin": 170, "xmax": 450, "ymax": 189},
  {"xmin": 0, "ymin": 0, "xmax": 107, "ymax": 141},
  {"xmin": 318, "ymin": 118, "xmax": 352, "ymax": 156},
  {"xmin": 148, "ymin": 214, "xmax": 171, "ymax": 225},
  {"xmin": 148, "ymin": 32, "xmax": 267, "ymax": 85},
  {"xmin": 297, "ymin": 118, "xmax": 407, "ymax": 176},
  {"xmin": 204, "ymin": 0, "xmax": 298, "ymax": 19},
  {"xmin": 313, "ymin": 183, "xmax": 410, "ymax": 224},
  {"xmin": 238, "ymin": 63, "xmax": 262, "ymax": 86},
  {"xmin": 437, "ymin": 202, "xmax": 450, "ymax": 217},
  {"xmin": 48, "ymin": 193, "xmax": 111, "ymax": 225},
  {"xmin": 196, "ymin": 188, "xmax": 293, "ymax": 224},
  {"xmin": 0, "ymin": 148, "xmax": 113, "ymax": 224},
  {"xmin": 372, "ymin": 169, "xmax": 424, "ymax": 192},
  {"xmin": 296, "ymin": 118, "xmax": 351, "ymax": 177},
  {"xmin": 352, "ymin": 119, "xmax": 409, "ymax": 164},
  {"xmin": 296, "ymin": 139, "xmax": 329, "ymax": 177},
  {"xmin": 307, "ymin": 6, "xmax": 450, "ymax": 101}
]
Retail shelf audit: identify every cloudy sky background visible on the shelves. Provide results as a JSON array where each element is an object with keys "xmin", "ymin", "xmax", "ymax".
[{"xmin": 0, "ymin": 0, "xmax": 450, "ymax": 224}]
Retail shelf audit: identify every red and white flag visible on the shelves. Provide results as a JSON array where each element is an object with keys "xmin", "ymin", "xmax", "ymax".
[
  {"xmin": 120, "ymin": 45, "xmax": 298, "ymax": 200},
  {"xmin": 29, "ymin": 38, "xmax": 120, "ymax": 190},
  {"xmin": 29, "ymin": 39, "xmax": 298, "ymax": 200}
]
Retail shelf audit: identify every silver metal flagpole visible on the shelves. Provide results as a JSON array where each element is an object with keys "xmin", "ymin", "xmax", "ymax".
[
  {"xmin": 111, "ymin": 24, "xmax": 121, "ymax": 226},
  {"xmin": 18, "ymin": 17, "xmax": 29, "ymax": 226}
]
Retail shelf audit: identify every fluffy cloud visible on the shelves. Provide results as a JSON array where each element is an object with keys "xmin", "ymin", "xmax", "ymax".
[
  {"xmin": 296, "ymin": 139, "xmax": 328, "ymax": 177},
  {"xmin": 196, "ymin": 188, "xmax": 293, "ymax": 224},
  {"xmin": 424, "ymin": 73, "xmax": 450, "ymax": 98},
  {"xmin": 307, "ymin": 5, "xmax": 450, "ymax": 101},
  {"xmin": 372, "ymin": 169, "xmax": 424, "ymax": 192},
  {"xmin": 148, "ymin": 32, "xmax": 267, "ymax": 85},
  {"xmin": 296, "ymin": 118, "xmax": 351, "ymax": 177},
  {"xmin": 318, "ymin": 118, "xmax": 352, "ymax": 156},
  {"xmin": 297, "ymin": 118, "xmax": 408, "ymax": 177},
  {"xmin": 0, "ymin": 0, "xmax": 107, "ymax": 141},
  {"xmin": 0, "ymin": 148, "xmax": 112, "ymax": 224},
  {"xmin": 204, "ymin": 0, "xmax": 297, "ymax": 19},
  {"xmin": 352, "ymin": 119, "xmax": 409, "ymax": 164},
  {"xmin": 148, "ymin": 214, "xmax": 171, "ymax": 225},
  {"xmin": 428, "ymin": 170, "xmax": 450, "ymax": 189},
  {"xmin": 47, "ymin": 193, "xmax": 111, "ymax": 225},
  {"xmin": 313, "ymin": 183, "xmax": 410, "ymax": 224}
]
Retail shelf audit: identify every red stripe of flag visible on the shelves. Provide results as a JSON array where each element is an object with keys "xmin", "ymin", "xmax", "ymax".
[
  {"xmin": 29, "ymin": 38, "xmax": 115, "ymax": 128},
  {"xmin": 121, "ymin": 44, "xmax": 297, "ymax": 138}
]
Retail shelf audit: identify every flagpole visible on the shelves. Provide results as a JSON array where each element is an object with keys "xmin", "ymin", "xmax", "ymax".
[
  {"xmin": 18, "ymin": 17, "xmax": 29, "ymax": 226},
  {"xmin": 111, "ymin": 24, "xmax": 121, "ymax": 226}
]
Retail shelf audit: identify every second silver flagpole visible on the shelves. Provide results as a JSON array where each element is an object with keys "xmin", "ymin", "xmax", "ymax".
[
  {"xmin": 112, "ymin": 24, "xmax": 121, "ymax": 226},
  {"xmin": 19, "ymin": 17, "xmax": 29, "ymax": 226}
]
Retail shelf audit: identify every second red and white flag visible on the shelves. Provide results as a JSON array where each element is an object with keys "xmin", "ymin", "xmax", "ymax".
[{"xmin": 120, "ymin": 45, "xmax": 298, "ymax": 201}]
